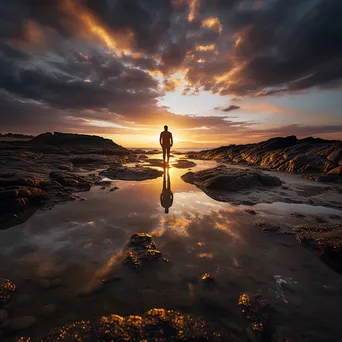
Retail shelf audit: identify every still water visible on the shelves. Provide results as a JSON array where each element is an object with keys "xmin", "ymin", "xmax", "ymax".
[{"xmin": 0, "ymin": 156, "xmax": 342, "ymax": 341}]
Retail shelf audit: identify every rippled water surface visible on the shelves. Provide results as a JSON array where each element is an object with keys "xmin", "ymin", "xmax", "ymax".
[{"xmin": 1, "ymin": 156, "xmax": 342, "ymax": 341}]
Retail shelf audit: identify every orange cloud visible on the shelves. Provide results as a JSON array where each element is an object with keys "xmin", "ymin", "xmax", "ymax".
[
  {"xmin": 61, "ymin": 0, "xmax": 134, "ymax": 53},
  {"xmin": 195, "ymin": 44, "xmax": 216, "ymax": 52},
  {"xmin": 201, "ymin": 17, "xmax": 223, "ymax": 33},
  {"xmin": 188, "ymin": 0, "xmax": 201, "ymax": 22}
]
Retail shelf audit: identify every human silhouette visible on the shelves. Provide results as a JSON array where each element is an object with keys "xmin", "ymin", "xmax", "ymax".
[
  {"xmin": 159, "ymin": 125, "xmax": 173, "ymax": 164},
  {"xmin": 160, "ymin": 166, "xmax": 173, "ymax": 214}
]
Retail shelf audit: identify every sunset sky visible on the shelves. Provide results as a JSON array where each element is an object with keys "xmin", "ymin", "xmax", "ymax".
[{"xmin": 1, "ymin": 0, "xmax": 342, "ymax": 147}]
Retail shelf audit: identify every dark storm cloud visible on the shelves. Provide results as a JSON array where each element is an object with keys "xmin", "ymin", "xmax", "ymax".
[
  {"xmin": 215, "ymin": 105, "xmax": 241, "ymax": 112},
  {"xmin": 0, "ymin": 0, "xmax": 341, "ymax": 135}
]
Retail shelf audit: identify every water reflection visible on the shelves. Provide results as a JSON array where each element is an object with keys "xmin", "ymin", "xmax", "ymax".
[{"xmin": 160, "ymin": 166, "xmax": 173, "ymax": 214}]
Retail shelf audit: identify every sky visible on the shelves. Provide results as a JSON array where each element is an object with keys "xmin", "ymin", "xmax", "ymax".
[{"xmin": 0, "ymin": 0, "xmax": 342, "ymax": 148}]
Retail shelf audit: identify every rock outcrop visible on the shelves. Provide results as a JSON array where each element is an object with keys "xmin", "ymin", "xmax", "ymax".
[{"xmin": 188, "ymin": 136, "xmax": 342, "ymax": 182}]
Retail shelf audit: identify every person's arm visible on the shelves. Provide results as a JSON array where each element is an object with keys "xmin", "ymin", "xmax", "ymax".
[
  {"xmin": 159, "ymin": 132, "xmax": 163, "ymax": 146},
  {"xmin": 170, "ymin": 133, "xmax": 173, "ymax": 147}
]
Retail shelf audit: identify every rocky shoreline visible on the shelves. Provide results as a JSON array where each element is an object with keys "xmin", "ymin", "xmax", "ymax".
[{"xmin": 187, "ymin": 136, "xmax": 342, "ymax": 183}]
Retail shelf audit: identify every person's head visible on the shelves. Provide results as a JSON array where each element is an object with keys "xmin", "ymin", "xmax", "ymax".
[
  {"xmin": 165, "ymin": 208, "xmax": 169, "ymax": 214},
  {"xmin": 164, "ymin": 125, "xmax": 168, "ymax": 131}
]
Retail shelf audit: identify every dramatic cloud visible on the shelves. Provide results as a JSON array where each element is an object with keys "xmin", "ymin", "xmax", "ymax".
[{"xmin": 0, "ymin": 0, "xmax": 341, "ymax": 144}]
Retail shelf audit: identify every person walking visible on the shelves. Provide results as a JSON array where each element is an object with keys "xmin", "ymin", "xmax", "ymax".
[{"xmin": 159, "ymin": 125, "xmax": 173, "ymax": 164}]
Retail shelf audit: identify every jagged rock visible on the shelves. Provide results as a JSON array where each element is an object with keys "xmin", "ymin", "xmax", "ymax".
[
  {"xmin": 172, "ymin": 159, "xmax": 196, "ymax": 169},
  {"xmin": 188, "ymin": 136, "xmax": 342, "ymax": 182},
  {"xmin": 17, "ymin": 308, "xmax": 223, "ymax": 341},
  {"xmin": 100, "ymin": 166, "xmax": 163, "ymax": 181},
  {"xmin": 123, "ymin": 233, "xmax": 168, "ymax": 269}
]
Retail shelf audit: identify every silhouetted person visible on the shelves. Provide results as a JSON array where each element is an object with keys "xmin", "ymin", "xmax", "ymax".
[
  {"xmin": 160, "ymin": 166, "xmax": 173, "ymax": 214},
  {"xmin": 159, "ymin": 125, "xmax": 173, "ymax": 164}
]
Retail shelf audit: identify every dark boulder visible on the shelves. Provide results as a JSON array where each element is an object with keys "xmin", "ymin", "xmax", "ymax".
[
  {"xmin": 100, "ymin": 166, "xmax": 162, "ymax": 181},
  {"xmin": 182, "ymin": 167, "xmax": 281, "ymax": 191}
]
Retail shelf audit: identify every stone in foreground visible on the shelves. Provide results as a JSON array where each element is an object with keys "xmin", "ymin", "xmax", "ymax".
[
  {"xmin": 100, "ymin": 166, "xmax": 163, "ymax": 181},
  {"xmin": 123, "ymin": 233, "xmax": 168, "ymax": 269},
  {"xmin": 17, "ymin": 308, "xmax": 222, "ymax": 341}
]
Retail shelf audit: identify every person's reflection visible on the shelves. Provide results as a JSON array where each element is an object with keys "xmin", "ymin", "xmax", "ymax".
[{"xmin": 160, "ymin": 166, "xmax": 173, "ymax": 214}]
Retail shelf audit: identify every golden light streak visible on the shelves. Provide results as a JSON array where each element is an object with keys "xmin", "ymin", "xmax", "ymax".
[
  {"xmin": 61, "ymin": 0, "xmax": 134, "ymax": 53},
  {"xmin": 201, "ymin": 17, "xmax": 223, "ymax": 33},
  {"xmin": 188, "ymin": 0, "xmax": 201, "ymax": 22},
  {"xmin": 195, "ymin": 44, "xmax": 216, "ymax": 52}
]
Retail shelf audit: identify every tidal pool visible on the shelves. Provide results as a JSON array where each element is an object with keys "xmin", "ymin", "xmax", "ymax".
[{"xmin": 0, "ymin": 156, "xmax": 341, "ymax": 341}]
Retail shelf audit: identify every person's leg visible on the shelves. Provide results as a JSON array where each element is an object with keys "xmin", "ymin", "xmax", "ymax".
[
  {"xmin": 167, "ymin": 146, "xmax": 170, "ymax": 163},
  {"xmin": 162, "ymin": 146, "xmax": 166, "ymax": 162}
]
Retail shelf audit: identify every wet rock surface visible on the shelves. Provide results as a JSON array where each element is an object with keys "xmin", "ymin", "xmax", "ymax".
[
  {"xmin": 16, "ymin": 308, "xmax": 222, "ymax": 341},
  {"xmin": 181, "ymin": 166, "xmax": 286, "ymax": 204},
  {"xmin": 182, "ymin": 166, "xmax": 282, "ymax": 191},
  {"xmin": 188, "ymin": 136, "xmax": 342, "ymax": 182},
  {"xmin": 100, "ymin": 166, "xmax": 163, "ymax": 181},
  {"xmin": 295, "ymin": 224, "xmax": 342, "ymax": 273}
]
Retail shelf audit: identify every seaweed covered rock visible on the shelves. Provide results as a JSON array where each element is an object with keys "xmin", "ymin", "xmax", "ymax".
[
  {"xmin": 0, "ymin": 279, "xmax": 16, "ymax": 306},
  {"xmin": 17, "ymin": 308, "xmax": 222, "ymax": 341},
  {"xmin": 100, "ymin": 166, "xmax": 163, "ymax": 181},
  {"xmin": 238, "ymin": 292, "xmax": 272, "ymax": 340},
  {"xmin": 295, "ymin": 224, "xmax": 342, "ymax": 272},
  {"xmin": 123, "ymin": 233, "xmax": 168, "ymax": 269}
]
